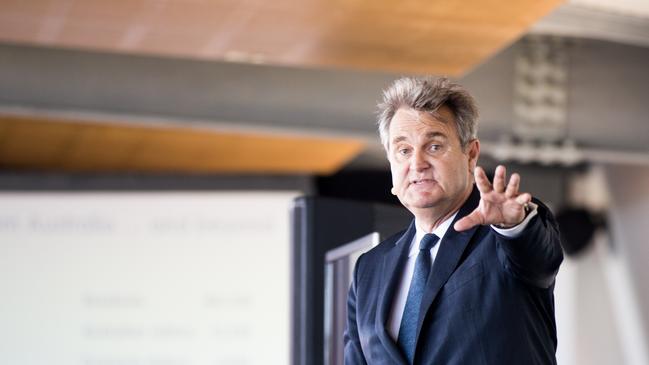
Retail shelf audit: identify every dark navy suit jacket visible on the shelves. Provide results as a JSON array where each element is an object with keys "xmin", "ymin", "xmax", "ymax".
[{"xmin": 344, "ymin": 187, "xmax": 564, "ymax": 364}]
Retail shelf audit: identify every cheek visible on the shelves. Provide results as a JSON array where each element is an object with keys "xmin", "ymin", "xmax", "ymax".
[
  {"xmin": 453, "ymin": 159, "xmax": 472, "ymax": 181},
  {"xmin": 390, "ymin": 165, "xmax": 406, "ymax": 188}
]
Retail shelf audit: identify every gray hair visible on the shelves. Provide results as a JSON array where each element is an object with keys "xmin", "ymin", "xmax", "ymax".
[{"xmin": 377, "ymin": 77, "xmax": 479, "ymax": 151}]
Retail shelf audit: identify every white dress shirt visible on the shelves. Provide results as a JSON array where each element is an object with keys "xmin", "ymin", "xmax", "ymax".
[{"xmin": 386, "ymin": 203, "xmax": 539, "ymax": 340}]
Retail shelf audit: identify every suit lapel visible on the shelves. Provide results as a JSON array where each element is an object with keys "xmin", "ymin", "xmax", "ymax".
[
  {"xmin": 374, "ymin": 220, "xmax": 415, "ymax": 365},
  {"xmin": 414, "ymin": 187, "xmax": 481, "ymax": 344}
]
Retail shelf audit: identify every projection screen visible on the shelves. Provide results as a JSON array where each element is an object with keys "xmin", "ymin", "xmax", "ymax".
[{"xmin": 0, "ymin": 192, "xmax": 297, "ymax": 365}]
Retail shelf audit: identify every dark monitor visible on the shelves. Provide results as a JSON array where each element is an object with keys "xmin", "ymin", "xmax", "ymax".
[{"xmin": 324, "ymin": 233, "xmax": 379, "ymax": 365}]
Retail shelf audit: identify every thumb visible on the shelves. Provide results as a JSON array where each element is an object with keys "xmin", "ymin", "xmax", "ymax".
[{"xmin": 453, "ymin": 209, "xmax": 483, "ymax": 232}]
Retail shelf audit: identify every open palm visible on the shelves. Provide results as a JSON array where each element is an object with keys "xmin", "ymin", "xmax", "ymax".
[{"xmin": 454, "ymin": 165, "xmax": 531, "ymax": 231}]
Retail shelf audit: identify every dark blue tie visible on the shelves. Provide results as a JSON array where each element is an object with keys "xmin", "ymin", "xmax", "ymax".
[{"xmin": 397, "ymin": 233, "xmax": 440, "ymax": 364}]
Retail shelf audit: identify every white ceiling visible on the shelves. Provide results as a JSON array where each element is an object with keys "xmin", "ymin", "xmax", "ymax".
[
  {"xmin": 533, "ymin": 1, "xmax": 649, "ymax": 48},
  {"xmin": 570, "ymin": 0, "xmax": 649, "ymax": 18}
]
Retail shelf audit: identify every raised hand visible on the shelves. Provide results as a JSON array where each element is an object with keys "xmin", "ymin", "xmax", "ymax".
[{"xmin": 454, "ymin": 165, "xmax": 531, "ymax": 232}]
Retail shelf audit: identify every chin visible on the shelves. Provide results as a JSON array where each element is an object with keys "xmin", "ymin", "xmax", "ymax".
[
  {"xmin": 406, "ymin": 197, "xmax": 443, "ymax": 210},
  {"xmin": 408, "ymin": 191, "xmax": 442, "ymax": 204}
]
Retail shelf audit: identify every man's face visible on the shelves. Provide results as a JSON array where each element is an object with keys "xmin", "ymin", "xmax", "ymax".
[{"xmin": 387, "ymin": 107, "xmax": 479, "ymax": 215}]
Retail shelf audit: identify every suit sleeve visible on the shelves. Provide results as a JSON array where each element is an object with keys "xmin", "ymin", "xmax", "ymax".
[
  {"xmin": 343, "ymin": 255, "xmax": 368, "ymax": 365},
  {"xmin": 495, "ymin": 198, "xmax": 564, "ymax": 288}
]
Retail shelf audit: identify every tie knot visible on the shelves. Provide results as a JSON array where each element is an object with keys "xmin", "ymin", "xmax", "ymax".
[{"xmin": 419, "ymin": 233, "xmax": 439, "ymax": 251}]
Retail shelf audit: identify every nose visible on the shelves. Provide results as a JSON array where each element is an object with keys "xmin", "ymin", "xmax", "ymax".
[{"xmin": 411, "ymin": 148, "xmax": 430, "ymax": 172}]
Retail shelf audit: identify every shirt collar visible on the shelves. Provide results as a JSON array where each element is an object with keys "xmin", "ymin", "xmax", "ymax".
[{"xmin": 409, "ymin": 211, "xmax": 458, "ymax": 258}]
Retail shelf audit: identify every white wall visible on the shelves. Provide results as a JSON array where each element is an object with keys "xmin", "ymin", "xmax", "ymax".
[
  {"xmin": 605, "ymin": 165, "xmax": 649, "ymax": 362},
  {"xmin": 556, "ymin": 165, "xmax": 649, "ymax": 365}
]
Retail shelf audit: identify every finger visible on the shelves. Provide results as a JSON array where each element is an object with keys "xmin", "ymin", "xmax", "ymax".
[
  {"xmin": 505, "ymin": 172, "xmax": 520, "ymax": 199},
  {"xmin": 473, "ymin": 166, "xmax": 492, "ymax": 194},
  {"xmin": 454, "ymin": 209, "xmax": 483, "ymax": 231},
  {"xmin": 493, "ymin": 165, "xmax": 506, "ymax": 193},
  {"xmin": 515, "ymin": 193, "xmax": 532, "ymax": 206}
]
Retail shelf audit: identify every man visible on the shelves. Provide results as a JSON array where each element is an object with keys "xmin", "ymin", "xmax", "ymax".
[{"xmin": 344, "ymin": 77, "xmax": 563, "ymax": 364}]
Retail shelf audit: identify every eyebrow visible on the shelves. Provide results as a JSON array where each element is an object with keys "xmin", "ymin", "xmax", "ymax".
[{"xmin": 391, "ymin": 132, "xmax": 447, "ymax": 145}]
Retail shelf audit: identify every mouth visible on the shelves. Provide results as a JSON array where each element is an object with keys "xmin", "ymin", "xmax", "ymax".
[{"xmin": 410, "ymin": 178, "xmax": 436, "ymax": 186}]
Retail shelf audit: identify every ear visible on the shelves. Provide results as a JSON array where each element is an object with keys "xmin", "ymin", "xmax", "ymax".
[
  {"xmin": 390, "ymin": 187, "xmax": 397, "ymax": 195},
  {"xmin": 466, "ymin": 139, "xmax": 480, "ymax": 172}
]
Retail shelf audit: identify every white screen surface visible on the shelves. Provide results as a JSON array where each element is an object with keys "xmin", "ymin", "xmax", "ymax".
[{"xmin": 0, "ymin": 192, "xmax": 297, "ymax": 365}]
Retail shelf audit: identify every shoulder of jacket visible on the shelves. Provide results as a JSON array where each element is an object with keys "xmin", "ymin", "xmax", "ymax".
[{"xmin": 359, "ymin": 228, "xmax": 407, "ymax": 259}]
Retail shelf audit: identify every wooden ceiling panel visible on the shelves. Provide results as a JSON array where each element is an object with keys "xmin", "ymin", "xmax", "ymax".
[
  {"xmin": 0, "ymin": 0, "xmax": 564, "ymax": 76},
  {"xmin": 2, "ymin": 0, "xmax": 50, "ymax": 16},
  {"xmin": 0, "ymin": 119, "xmax": 76, "ymax": 167},
  {"xmin": 57, "ymin": 23, "xmax": 123, "ymax": 49},
  {"xmin": 66, "ymin": 1, "xmax": 131, "ymax": 23},
  {"xmin": 0, "ymin": 115, "xmax": 365, "ymax": 174},
  {"xmin": 59, "ymin": 124, "xmax": 145, "ymax": 170}
]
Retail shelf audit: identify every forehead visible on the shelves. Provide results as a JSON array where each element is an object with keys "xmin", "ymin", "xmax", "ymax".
[{"xmin": 388, "ymin": 106, "xmax": 458, "ymax": 140}]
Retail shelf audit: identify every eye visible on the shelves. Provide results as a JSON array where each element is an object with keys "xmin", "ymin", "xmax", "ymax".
[
  {"xmin": 428, "ymin": 144, "xmax": 442, "ymax": 152},
  {"xmin": 398, "ymin": 147, "xmax": 411, "ymax": 155}
]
